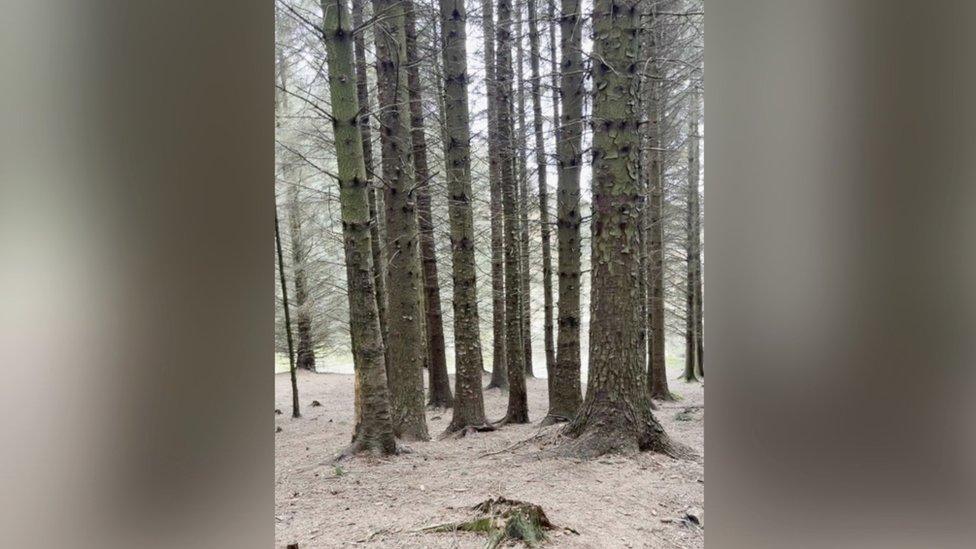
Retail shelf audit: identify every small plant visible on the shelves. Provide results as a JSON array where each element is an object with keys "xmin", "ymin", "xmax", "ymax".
[{"xmin": 332, "ymin": 465, "xmax": 345, "ymax": 477}]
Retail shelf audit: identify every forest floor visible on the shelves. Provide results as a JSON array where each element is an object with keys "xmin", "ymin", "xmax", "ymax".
[{"xmin": 275, "ymin": 368, "xmax": 704, "ymax": 548}]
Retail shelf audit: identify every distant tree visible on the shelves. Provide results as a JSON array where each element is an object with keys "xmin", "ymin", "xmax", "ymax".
[
  {"xmin": 544, "ymin": 0, "xmax": 584, "ymax": 425},
  {"xmin": 480, "ymin": 0, "xmax": 508, "ymax": 391},
  {"xmin": 528, "ymin": 0, "xmax": 556, "ymax": 383},
  {"xmin": 275, "ymin": 211, "xmax": 301, "ymax": 418},
  {"xmin": 685, "ymin": 89, "xmax": 703, "ymax": 382},
  {"xmin": 405, "ymin": 1, "xmax": 453, "ymax": 408},
  {"xmin": 497, "ymin": 0, "xmax": 529, "ymax": 423}
]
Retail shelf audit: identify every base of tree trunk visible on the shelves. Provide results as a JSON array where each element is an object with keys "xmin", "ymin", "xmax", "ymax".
[
  {"xmin": 652, "ymin": 390, "xmax": 678, "ymax": 402},
  {"xmin": 441, "ymin": 422, "xmax": 496, "ymax": 439},
  {"xmin": 485, "ymin": 381, "xmax": 508, "ymax": 390},
  {"xmin": 555, "ymin": 401, "xmax": 691, "ymax": 460},
  {"xmin": 336, "ymin": 437, "xmax": 400, "ymax": 460}
]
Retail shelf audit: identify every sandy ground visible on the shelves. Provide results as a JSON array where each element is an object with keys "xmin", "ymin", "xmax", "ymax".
[{"xmin": 275, "ymin": 368, "xmax": 703, "ymax": 548}]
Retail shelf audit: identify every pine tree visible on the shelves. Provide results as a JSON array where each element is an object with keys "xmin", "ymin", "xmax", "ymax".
[
  {"xmin": 481, "ymin": 0, "xmax": 508, "ymax": 391},
  {"xmin": 544, "ymin": 0, "xmax": 584, "ymax": 424},
  {"xmin": 372, "ymin": 0, "xmax": 430, "ymax": 441},
  {"xmin": 438, "ymin": 0, "xmax": 494, "ymax": 435},
  {"xmin": 320, "ymin": 0, "xmax": 396, "ymax": 456},
  {"xmin": 497, "ymin": 0, "xmax": 529, "ymax": 423},
  {"xmin": 560, "ymin": 0, "xmax": 677, "ymax": 458}
]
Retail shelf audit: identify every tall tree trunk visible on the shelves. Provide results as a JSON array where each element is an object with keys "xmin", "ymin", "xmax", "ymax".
[
  {"xmin": 481, "ymin": 0, "xmax": 508, "ymax": 390},
  {"xmin": 497, "ymin": 0, "xmax": 529, "ymax": 423},
  {"xmin": 514, "ymin": 0, "xmax": 534, "ymax": 379},
  {"xmin": 320, "ymin": 0, "xmax": 397, "ymax": 456},
  {"xmin": 351, "ymin": 0, "xmax": 390, "ymax": 384},
  {"xmin": 687, "ymin": 90, "xmax": 704, "ymax": 381},
  {"xmin": 405, "ymin": 2, "xmax": 453, "ymax": 408},
  {"xmin": 275, "ymin": 211, "xmax": 301, "ymax": 419},
  {"xmin": 528, "ymin": 0, "xmax": 556, "ymax": 384},
  {"xmin": 644, "ymin": 2, "xmax": 675, "ymax": 399},
  {"xmin": 438, "ymin": 0, "xmax": 494, "ymax": 435},
  {"xmin": 560, "ymin": 0, "xmax": 677, "ymax": 458},
  {"xmin": 287, "ymin": 185, "xmax": 317, "ymax": 372},
  {"xmin": 372, "ymin": 0, "xmax": 430, "ymax": 441},
  {"xmin": 544, "ymin": 0, "xmax": 583, "ymax": 424}
]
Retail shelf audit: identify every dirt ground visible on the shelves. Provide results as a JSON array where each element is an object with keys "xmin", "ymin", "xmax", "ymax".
[{"xmin": 275, "ymin": 368, "xmax": 704, "ymax": 548}]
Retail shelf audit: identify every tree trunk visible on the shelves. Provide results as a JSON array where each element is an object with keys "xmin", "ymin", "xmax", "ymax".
[
  {"xmin": 405, "ymin": 2, "xmax": 453, "ymax": 408},
  {"xmin": 544, "ymin": 0, "xmax": 583, "ymax": 424},
  {"xmin": 275, "ymin": 211, "xmax": 301, "ymax": 419},
  {"xmin": 560, "ymin": 0, "xmax": 676, "ymax": 458},
  {"xmin": 515, "ymin": 0, "xmax": 534, "ymax": 379},
  {"xmin": 528, "ymin": 0, "xmax": 555, "ymax": 380},
  {"xmin": 372, "ymin": 0, "xmax": 430, "ymax": 441},
  {"xmin": 438, "ymin": 0, "xmax": 494, "ymax": 435},
  {"xmin": 643, "ymin": 2, "xmax": 675, "ymax": 399},
  {"xmin": 351, "ymin": 0, "xmax": 390, "ymax": 385},
  {"xmin": 286, "ymin": 184, "xmax": 317, "ymax": 372},
  {"xmin": 320, "ymin": 0, "xmax": 396, "ymax": 456},
  {"xmin": 497, "ymin": 0, "xmax": 529, "ymax": 423},
  {"xmin": 481, "ymin": 0, "xmax": 508, "ymax": 391},
  {"xmin": 686, "ymin": 90, "xmax": 704, "ymax": 381}
]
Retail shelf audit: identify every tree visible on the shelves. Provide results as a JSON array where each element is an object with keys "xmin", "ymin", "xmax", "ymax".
[
  {"xmin": 685, "ymin": 89, "xmax": 703, "ymax": 382},
  {"xmin": 350, "ymin": 0, "xmax": 391, "ymax": 382},
  {"xmin": 560, "ymin": 0, "xmax": 678, "ymax": 457},
  {"xmin": 438, "ymin": 0, "xmax": 494, "ymax": 435},
  {"xmin": 514, "ymin": 0, "xmax": 534, "ymax": 379},
  {"xmin": 405, "ymin": 1, "xmax": 453, "ymax": 408},
  {"xmin": 481, "ymin": 0, "xmax": 508, "ymax": 391},
  {"xmin": 528, "ymin": 0, "xmax": 556, "ymax": 384},
  {"xmin": 644, "ymin": 2, "xmax": 675, "ymax": 400},
  {"xmin": 286, "ymin": 184, "xmax": 316, "ymax": 372},
  {"xmin": 275, "ymin": 211, "xmax": 301, "ymax": 418},
  {"xmin": 319, "ymin": 0, "xmax": 397, "ymax": 456},
  {"xmin": 544, "ymin": 0, "xmax": 584, "ymax": 424},
  {"xmin": 372, "ymin": 0, "xmax": 430, "ymax": 441},
  {"xmin": 497, "ymin": 0, "xmax": 529, "ymax": 423}
]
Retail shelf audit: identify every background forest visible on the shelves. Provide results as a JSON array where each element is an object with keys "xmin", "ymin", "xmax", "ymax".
[{"xmin": 275, "ymin": 0, "xmax": 704, "ymax": 546}]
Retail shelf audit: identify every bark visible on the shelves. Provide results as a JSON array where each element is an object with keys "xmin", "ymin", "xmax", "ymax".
[
  {"xmin": 497, "ymin": 0, "xmax": 529, "ymax": 423},
  {"xmin": 320, "ymin": 0, "xmax": 396, "ymax": 456},
  {"xmin": 643, "ymin": 2, "xmax": 675, "ymax": 399},
  {"xmin": 438, "ymin": 0, "xmax": 494, "ymax": 435},
  {"xmin": 528, "ymin": 0, "xmax": 556, "ymax": 384},
  {"xmin": 373, "ymin": 0, "xmax": 430, "ymax": 441},
  {"xmin": 405, "ymin": 2, "xmax": 453, "ymax": 408},
  {"xmin": 686, "ymin": 90, "xmax": 704, "ymax": 381},
  {"xmin": 481, "ymin": 0, "xmax": 508, "ymax": 390},
  {"xmin": 275, "ymin": 211, "xmax": 301, "ymax": 418},
  {"xmin": 515, "ymin": 0, "xmax": 534, "ymax": 379},
  {"xmin": 351, "ymin": 0, "xmax": 390, "ymax": 382},
  {"xmin": 560, "ymin": 0, "xmax": 676, "ymax": 458},
  {"xmin": 544, "ymin": 0, "xmax": 583, "ymax": 424}
]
